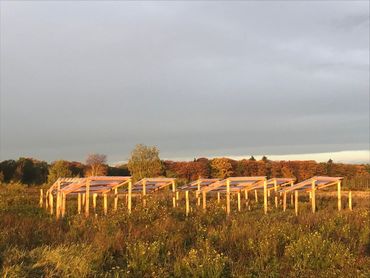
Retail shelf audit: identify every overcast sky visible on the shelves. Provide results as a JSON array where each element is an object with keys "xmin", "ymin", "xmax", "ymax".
[{"xmin": 0, "ymin": 1, "xmax": 369, "ymax": 164}]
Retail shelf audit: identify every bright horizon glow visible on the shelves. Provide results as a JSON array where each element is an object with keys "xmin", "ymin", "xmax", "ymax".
[{"xmin": 113, "ymin": 150, "xmax": 370, "ymax": 165}]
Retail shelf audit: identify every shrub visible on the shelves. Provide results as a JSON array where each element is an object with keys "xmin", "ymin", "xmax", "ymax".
[
  {"xmin": 174, "ymin": 240, "xmax": 230, "ymax": 278},
  {"xmin": 284, "ymin": 232, "xmax": 354, "ymax": 277}
]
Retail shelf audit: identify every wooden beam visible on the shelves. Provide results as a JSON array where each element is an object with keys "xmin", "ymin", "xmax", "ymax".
[
  {"xmin": 226, "ymin": 179, "xmax": 231, "ymax": 215},
  {"xmin": 348, "ymin": 191, "xmax": 352, "ymax": 211},
  {"xmin": 263, "ymin": 179, "xmax": 268, "ymax": 214},
  {"xmin": 128, "ymin": 180, "xmax": 132, "ymax": 214},
  {"xmin": 311, "ymin": 179, "xmax": 316, "ymax": 213},
  {"xmin": 295, "ymin": 190, "xmax": 299, "ymax": 216},
  {"xmin": 85, "ymin": 178, "xmax": 90, "ymax": 217},
  {"xmin": 217, "ymin": 192, "xmax": 220, "ymax": 203},
  {"xmin": 185, "ymin": 190, "xmax": 189, "ymax": 216},
  {"xmin": 337, "ymin": 180, "xmax": 341, "ymax": 211}
]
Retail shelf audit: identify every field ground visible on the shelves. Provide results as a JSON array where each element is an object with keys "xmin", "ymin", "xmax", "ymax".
[{"xmin": 0, "ymin": 184, "xmax": 369, "ymax": 277}]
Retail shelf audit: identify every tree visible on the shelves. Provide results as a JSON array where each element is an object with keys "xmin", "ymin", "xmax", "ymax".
[
  {"xmin": 48, "ymin": 160, "xmax": 73, "ymax": 184},
  {"xmin": 13, "ymin": 158, "xmax": 36, "ymax": 184},
  {"xmin": 210, "ymin": 158, "xmax": 233, "ymax": 179},
  {"xmin": 249, "ymin": 156, "xmax": 256, "ymax": 161},
  {"xmin": 85, "ymin": 153, "xmax": 108, "ymax": 176},
  {"xmin": 0, "ymin": 160, "xmax": 17, "ymax": 182},
  {"xmin": 127, "ymin": 144, "xmax": 162, "ymax": 181}
]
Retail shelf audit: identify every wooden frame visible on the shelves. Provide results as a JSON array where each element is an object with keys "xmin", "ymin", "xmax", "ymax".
[
  {"xmin": 279, "ymin": 176, "xmax": 343, "ymax": 213},
  {"xmin": 199, "ymin": 177, "xmax": 267, "ymax": 215},
  {"xmin": 46, "ymin": 176, "xmax": 132, "ymax": 218}
]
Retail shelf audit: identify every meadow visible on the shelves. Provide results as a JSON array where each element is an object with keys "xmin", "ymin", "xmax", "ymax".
[{"xmin": 0, "ymin": 184, "xmax": 369, "ymax": 277}]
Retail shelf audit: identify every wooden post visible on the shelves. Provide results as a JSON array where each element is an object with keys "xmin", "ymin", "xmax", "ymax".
[
  {"xmin": 82, "ymin": 193, "xmax": 86, "ymax": 206},
  {"xmin": 197, "ymin": 180, "xmax": 201, "ymax": 206},
  {"xmin": 172, "ymin": 180, "xmax": 176, "ymax": 208},
  {"xmin": 263, "ymin": 179, "xmax": 268, "ymax": 214},
  {"xmin": 245, "ymin": 189, "xmax": 248, "ymax": 200},
  {"xmin": 93, "ymin": 193, "xmax": 97, "ymax": 212},
  {"xmin": 128, "ymin": 180, "xmax": 132, "ymax": 214},
  {"xmin": 61, "ymin": 193, "xmax": 66, "ymax": 218},
  {"xmin": 217, "ymin": 192, "xmax": 220, "ymax": 203},
  {"xmin": 283, "ymin": 192, "xmax": 287, "ymax": 212},
  {"xmin": 176, "ymin": 191, "xmax": 179, "ymax": 201},
  {"xmin": 237, "ymin": 192, "xmax": 241, "ymax": 212},
  {"xmin": 226, "ymin": 179, "xmax": 231, "ymax": 215},
  {"xmin": 274, "ymin": 179, "xmax": 278, "ymax": 208},
  {"xmin": 202, "ymin": 191, "xmax": 206, "ymax": 210},
  {"xmin": 255, "ymin": 190, "xmax": 258, "ymax": 203},
  {"xmin": 348, "ymin": 191, "xmax": 352, "ymax": 211},
  {"xmin": 142, "ymin": 179, "xmax": 146, "ymax": 207},
  {"xmin": 103, "ymin": 193, "xmax": 108, "ymax": 215},
  {"xmin": 114, "ymin": 188, "xmax": 118, "ymax": 211},
  {"xmin": 290, "ymin": 193, "xmax": 294, "ymax": 206},
  {"xmin": 45, "ymin": 192, "xmax": 49, "ymax": 210},
  {"xmin": 295, "ymin": 190, "xmax": 299, "ymax": 216},
  {"xmin": 39, "ymin": 189, "xmax": 43, "ymax": 208},
  {"xmin": 172, "ymin": 180, "xmax": 176, "ymax": 192},
  {"xmin": 56, "ymin": 192, "xmax": 61, "ymax": 220},
  {"xmin": 85, "ymin": 178, "xmax": 90, "ymax": 217},
  {"xmin": 311, "ymin": 179, "xmax": 316, "ymax": 213},
  {"xmin": 77, "ymin": 193, "xmax": 81, "ymax": 214},
  {"xmin": 185, "ymin": 190, "xmax": 189, "ymax": 216},
  {"xmin": 337, "ymin": 180, "xmax": 341, "ymax": 211},
  {"xmin": 49, "ymin": 192, "xmax": 54, "ymax": 215}
]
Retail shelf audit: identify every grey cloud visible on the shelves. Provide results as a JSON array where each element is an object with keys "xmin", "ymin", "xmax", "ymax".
[{"xmin": 0, "ymin": 1, "xmax": 368, "ymax": 163}]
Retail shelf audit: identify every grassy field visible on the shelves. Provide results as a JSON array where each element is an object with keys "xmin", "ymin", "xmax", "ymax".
[{"xmin": 0, "ymin": 184, "xmax": 369, "ymax": 277}]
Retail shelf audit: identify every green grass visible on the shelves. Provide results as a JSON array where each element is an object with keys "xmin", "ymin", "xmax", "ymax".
[{"xmin": 0, "ymin": 185, "xmax": 369, "ymax": 277}]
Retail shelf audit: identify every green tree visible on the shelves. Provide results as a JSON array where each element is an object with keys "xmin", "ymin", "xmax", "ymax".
[
  {"xmin": 128, "ymin": 144, "xmax": 162, "ymax": 181},
  {"xmin": 48, "ymin": 160, "xmax": 73, "ymax": 184}
]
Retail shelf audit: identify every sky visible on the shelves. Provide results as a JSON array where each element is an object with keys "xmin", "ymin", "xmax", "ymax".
[{"xmin": 0, "ymin": 1, "xmax": 369, "ymax": 164}]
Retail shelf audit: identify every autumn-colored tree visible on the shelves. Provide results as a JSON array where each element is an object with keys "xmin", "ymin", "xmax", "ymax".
[
  {"xmin": 210, "ymin": 158, "xmax": 233, "ymax": 179},
  {"xmin": 85, "ymin": 153, "xmax": 108, "ymax": 177},
  {"xmin": 127, "ymin": 144, "xmax": 162, "ymax": 181},
  {"xmin": 48, "ymin": 160, "xmax": 73, "ymax": 184}
]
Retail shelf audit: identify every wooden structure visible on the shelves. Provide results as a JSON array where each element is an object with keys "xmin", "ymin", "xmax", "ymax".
[
  {"xmin": 199, "ymin": 177, "xmax": 267, "ymax": 215},
  {"xmin": 126, "ymin": 178, "xmax": 177, "ymax": 207},
  {"xmin": 46, "ymin": 176, "xmax": 132, "ymax": 218},
  {"xmin": 179, "ymin": 178, "xmax": 220, "ymax": 206},
  {"xmin": 279, "ymin": 176, "xmax": 343, "ymax": 214}
]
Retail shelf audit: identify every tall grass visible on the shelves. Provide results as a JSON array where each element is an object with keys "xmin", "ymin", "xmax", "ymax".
[{"xmin": 0, "ymin": 185, "xmax": 369, "ymax": 277}]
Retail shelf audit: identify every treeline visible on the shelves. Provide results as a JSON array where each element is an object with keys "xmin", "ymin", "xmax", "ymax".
[
  {"xmin": 0, "ymin": 155, "xmax": 369, "ymax": 186},
  {"xmin": 0, "ymin": 157, "xmax": 129, "ymax": 185},
  {"xmin": 164, "ymin": 157, "xmax": 370, "ymax": 183}
]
